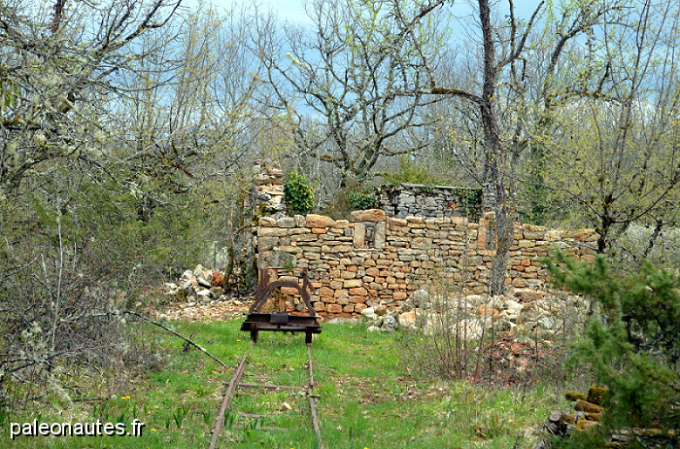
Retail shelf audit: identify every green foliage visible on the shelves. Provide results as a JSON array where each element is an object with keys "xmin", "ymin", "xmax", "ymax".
[
  {"xmin": 284, "ymin": 170, "xmax": 315, "ymax": 216},
  {"xmin": 544, "ymin": 252, "xmax": 680, "ymax": 447},
  {"xmin": 319, "ymin": 179, "xmax": 379, "ymax": 219},
  {"xmin": 346, "ymin": 189, "xmax": 377, "ymax": 210},
  {"xmin": 452, "ymin": 188, "xmax": 482, "ymax": 206},
  {"xmin": 382, "ymin": 155, "xmax": 446, "ymax": 186}
]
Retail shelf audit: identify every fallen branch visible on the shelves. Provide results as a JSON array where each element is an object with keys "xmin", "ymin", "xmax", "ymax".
[{"xmin": 122, "ymin": 311, "xmax": 230, "ymax": 371}]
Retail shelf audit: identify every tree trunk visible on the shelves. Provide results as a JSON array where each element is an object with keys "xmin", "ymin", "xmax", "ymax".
[{"xmin": 478, "ymin": 0, "xmax": 512, "ymax": 296}]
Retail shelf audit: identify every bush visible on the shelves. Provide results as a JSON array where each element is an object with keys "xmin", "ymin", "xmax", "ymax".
[
  {"xmin": 545, "ymin": 252, "xmax": 680, "ymax": 448},
  {"xmin": 284, "ymin": 170, "xmax": 315, "ymax": 215},
  {"xmin": 346, "ymin": 189, "xmax": 377, "ymax": 210},
  {"xmin": 318, "ymin": 179, "xmax": 379, "ymax": 219}
]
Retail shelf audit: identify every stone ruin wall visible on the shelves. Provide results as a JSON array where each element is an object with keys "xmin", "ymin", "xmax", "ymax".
[
  {"xmin": 255, "ymin": 210, "xmax": 598, "ymax": 318},
  {"xmin": 376, "ymin": 183, "xmax": 483, "ymax": 220},
  {"xmin": 246, "ymin": 160, "xmax": 286, "ymax": 216}
]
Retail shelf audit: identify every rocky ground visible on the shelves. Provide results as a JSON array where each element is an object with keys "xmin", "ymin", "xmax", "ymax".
[
  {"xmin": 145, "ymin": 264, "xmax": 250, "ymax": 321},
  {"xmin": 362, "ymin": 288, "xmax": 589, "ymax": 343}
]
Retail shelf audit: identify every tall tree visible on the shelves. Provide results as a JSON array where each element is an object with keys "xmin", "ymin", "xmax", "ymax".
[
  {"xmin": 251, "ymin": 0, "xmax": 448, "ymax": 185},
  {"xmin": 110, "ymin": 3, "xmax": 260, "ymax": 222},
  {"xmin": 412, "ymin": 0, "xmax": 545, "ymax": 295}
]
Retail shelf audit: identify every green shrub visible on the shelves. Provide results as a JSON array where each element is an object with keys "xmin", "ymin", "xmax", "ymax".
[
  {"xmin": 318, "ymin": 179, "xmax": 379, "ymax": 219},
  {"xmin": 283, "ymin": 170, "xmax": 315, "ymax": 215},
  {"xmin": 346, "ymin": 189, "xmax": 377, "ymax": 210},
  {"xmin": 544, "ymin": 252, "xmax": 680, "ymax": 448}
]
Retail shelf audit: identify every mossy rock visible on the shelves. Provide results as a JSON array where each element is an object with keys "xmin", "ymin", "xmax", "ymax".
[
  {"xmin": 559, "ymin": 414, "xmax": 576, "ymax": 425},
  {"xmin": 565, "ymin": 391, "xmax": 588, "ymax": 402},
  {"xmin": 575, "ymin": 399, "xmax": 604, "ymax": 414},
  {"xmin": 586, "ymin": 386, "xmax": 607, "ymax": 405},
  {"xmin": 583, "ymin": 412, "xmax": 601, "ymax": 422},
  {"xmin": 173, "ymin": 288, "xmax": 189, "ymax": 302},
  {"xmin": 575, "ymin": 420, "xmax": 599, "ymax": 431}
]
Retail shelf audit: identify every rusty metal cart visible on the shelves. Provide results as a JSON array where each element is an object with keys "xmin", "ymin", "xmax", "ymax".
[{"xmin": 240, "ymin": 269, "xmax": 322, "ymax": 344}]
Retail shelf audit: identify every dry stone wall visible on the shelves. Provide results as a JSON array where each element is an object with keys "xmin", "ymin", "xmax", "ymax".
[
  {"xmin": 246, "ymin": 159, "xmax": 286, "ymax": 216},
  {"xmin": 255, "ymin": 209, "xmax": 598, "ymax": 317},
  {"xmin": 376, "ymin": 184, "xmax": 483, "ymax": 219}
]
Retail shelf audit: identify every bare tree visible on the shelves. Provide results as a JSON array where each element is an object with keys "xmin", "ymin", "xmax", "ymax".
[
  {"xmin": 407, "ymin": 0, "xmax": 546, "ymax": 295},
  {"xmin": 0, "ymin": 0, "xmax": 182, "ymax": 192},
  {"xmin": 545, "ymin": 0, "xmax": 680, "ymax": 254},
  {"xmin": 251, "ymin": 0, "xmax": 448, "ymax": 185},
  {"xmin": 109, "ymin": 3, "xmax": 261, "ymax": 222}
]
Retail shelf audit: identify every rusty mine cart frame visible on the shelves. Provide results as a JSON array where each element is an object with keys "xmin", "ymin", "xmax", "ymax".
[{"xmin": 240, "ymin": 269, "xmax": 322, "ymax": 344}]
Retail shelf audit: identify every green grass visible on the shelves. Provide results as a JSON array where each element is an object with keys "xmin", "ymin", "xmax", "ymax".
[{"xmin": 0, "ymin": 319, "xmax": 573, "ymax": 448}]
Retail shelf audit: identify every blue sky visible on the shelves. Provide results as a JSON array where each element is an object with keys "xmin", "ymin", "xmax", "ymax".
[{"xmin": 203, "ymin": 0, "xmax": 545, "ymax": 26}]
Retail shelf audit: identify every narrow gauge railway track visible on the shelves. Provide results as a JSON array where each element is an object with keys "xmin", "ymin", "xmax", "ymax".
[{"xmin": 208, "ymin": 342, "xmax": 325, "ymax": 449}]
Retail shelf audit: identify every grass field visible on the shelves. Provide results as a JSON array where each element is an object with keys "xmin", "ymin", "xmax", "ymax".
[{"xmin": 1, "ymin": 317, "xmax": 575, "ymax": 448}]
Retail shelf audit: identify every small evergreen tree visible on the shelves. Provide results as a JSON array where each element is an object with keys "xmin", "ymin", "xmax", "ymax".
[{"xmin": 545, "ymin": 252, "xmax": 680, "ymax": 449}]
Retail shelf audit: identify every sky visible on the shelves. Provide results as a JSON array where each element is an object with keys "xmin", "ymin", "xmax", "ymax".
[{"xmin": 203, "ymin": 0, "xmax": 545, "ymax": 26}]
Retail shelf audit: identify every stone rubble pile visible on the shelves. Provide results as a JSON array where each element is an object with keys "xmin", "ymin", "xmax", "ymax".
[
  {"xmin": 535, "ymin": 387, "xmax": 677, "ymax": 449},
  {"xmin": 360, "ymin": 288, "xmax": 589, "ymax": 339},
  {"xmin": 163, "ymin": 264, "xmax": 233, "ymax": 306},
  {"xmin": 534, "ymin": 387, "xmax": 610, "ymax": 449}
]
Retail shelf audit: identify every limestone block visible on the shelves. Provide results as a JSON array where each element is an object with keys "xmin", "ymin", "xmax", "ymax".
[
  {"xmin": 514, "ymin": 288, "xmax": 543, "ymax": 302},
  {"xmin": 335, "ymin": 290, "xmax": 350, "ymax": 305},
  {"xmin": 512, "ymin": 277, "xmax": 527, "ymax": 288},
  {"xmin": 353, "ymin": 223, "xmax": 365, "ymax": 248},
  {"xmin": 313, "ymin": 301, "xmax": 326, "ymax": 312},
  {"xmin": 375, "ymin": 222, "xmax": 386, "ymax": 249},
  {"xmin": 259, "ymin": 217, "xmax": 277, "ymax": 227},
  {"xmin": 280, "ymin": 287, "xmax": 299, "ymax": 295},
  {"xmin": 393, "ymin": 291, "xmax": 407, "ymax": 300},
  {"xmin": 388, "ymin": 217, "xmax": 408, "ymax": 227},
  {"xmin": 344, "ymin": 279, "xmax": 362, "ymax": 288},
  {"xmin": 350, "ymin": 209, "xmax": 386, "ymax": 223},
  {"xmin": 259, "ymin": 227, "xmax": 289, "ymax": 237},
  {"xmin": 332, "ymin": 244, "xmax": 353, "ymax": 252},
  {"xmin": 277, "ymin": 217, "xmax": 296, "ymax": 228},
  {"xmin": 365, "ymin": 267, "xmax": 379, "ymax": 277},
  {"xmin": 291, "ymin": 234, "xmax": 318, "ymax": 242},
  {"xmin": 258, "ymin": 237, "xmax": 278, "ymax": 251},
  {"xmin": 306, "ymin": 214, "xmax": 335, "ymax": 228},
  {"xmin": 326, "ymin": 304, "xmax": 343, "ymax": 314},
  {"xmin": 294, "ymin": 215, "xmax": 306, "ymax": 227},
  {"xmin": 319, "ymin": 287, "xmax": 334, "ymax": 299}
]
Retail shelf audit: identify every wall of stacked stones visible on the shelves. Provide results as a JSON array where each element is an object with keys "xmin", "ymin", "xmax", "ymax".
[
  {"xmin": 255, "ymin": 209, "xmax": 598, "ymax": 317},
  {"xmin": 376, "ymin": 183, "xmax": 482, "ymax": 219}
]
